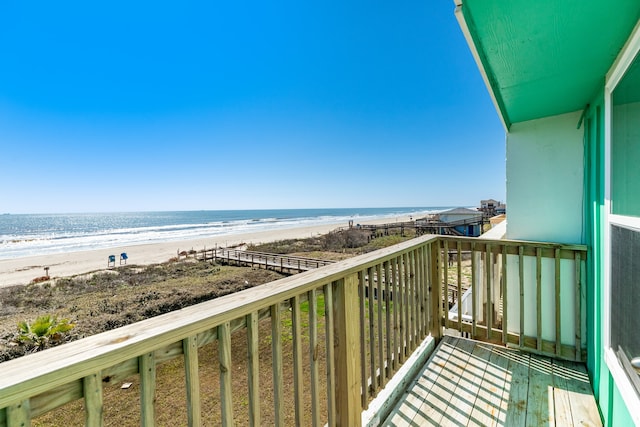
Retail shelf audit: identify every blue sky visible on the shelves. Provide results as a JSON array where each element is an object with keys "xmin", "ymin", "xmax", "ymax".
[{"xmin": 0, "ymin": 1, "xmax": 504, "ymax": 214}]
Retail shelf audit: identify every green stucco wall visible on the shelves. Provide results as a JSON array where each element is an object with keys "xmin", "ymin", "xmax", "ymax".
[
  {"xmin": 583, "ymin": 93, "xmax": 636, "ymax": 426},
  {"xmin": 583, "ymin": 95, "xmax": 603, "ymax": 393}
]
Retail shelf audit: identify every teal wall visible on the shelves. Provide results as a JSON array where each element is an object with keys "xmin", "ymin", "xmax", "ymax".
[
  {"xmin": 583, "ymin": 93, "xmax": 603, "ymax": 395},
  {"xmin": 583, "ymin": 92, "xmax": 636, "ymax": 426}
]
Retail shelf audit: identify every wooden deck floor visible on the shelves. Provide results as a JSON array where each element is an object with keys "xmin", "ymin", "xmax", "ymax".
[{"xmin": 384, "ymin": 336, "xmax": 602, "ymax": 426}]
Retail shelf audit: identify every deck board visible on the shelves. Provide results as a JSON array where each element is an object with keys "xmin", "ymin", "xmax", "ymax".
[
  {"xmin": 427, "ymin": 338, "xmax": 480, "ymax": 426},
  {"xmin": 500, "ymin": 346, "xmax": 530, "ymax": 426},
  {"xmin": 557, "ymin": 359, "xmax": 603, "ymax": 426},
  {"xmin": 524, "ymin": 353, "xmax": 554, "ymax": 426},
  {"xmin": 383, "ymin": 336, "xmax": 602, "ymax": 426},
  {"xmin": 465, "ymin": 341, "xmax": 498, "ymax": 427},
  {"xmin": 552, "ymin": 359, "xmax": 574, "ymax": 426},
  {"xmin": 472, "ymin": 344, "xmax": 511, "ymax": 426},
  {"xmin": 385, "ymin": 337, "xmax": 459, "ymax": 426}
]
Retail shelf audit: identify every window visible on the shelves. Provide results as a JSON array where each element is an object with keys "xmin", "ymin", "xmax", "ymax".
[
  {"xmin": 611, "ymin": 55, "xmax": 640, "ymax": 217},
  {"xmin": 610, "ymin": 224, "xmax": 640, "ymax": 395},
  {"xmin": 607, "ymin": 41, "xmax": 640, "ymax": 407}
]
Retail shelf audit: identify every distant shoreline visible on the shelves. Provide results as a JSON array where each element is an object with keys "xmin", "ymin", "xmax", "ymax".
[
  {"xmin": 0, "ymin": 207, "xmax": 441, "ymax": 260},
  {"xmin": 0, "ymin": 216, "xmax": 407, "ymax": 289}
]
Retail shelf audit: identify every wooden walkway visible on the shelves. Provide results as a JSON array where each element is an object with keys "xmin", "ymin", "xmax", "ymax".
[
  {"xmin": 384, "ymin": 336, "xmax": 601, "ymax": 427},
  {"xmin": 196, "ymin": 248, "xmax": 334, "ymax": 273}
]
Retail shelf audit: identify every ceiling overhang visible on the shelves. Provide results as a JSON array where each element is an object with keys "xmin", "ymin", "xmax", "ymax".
[{"xmin": 454, "ymin": 0, "xmax": 640, "ymax": 130}]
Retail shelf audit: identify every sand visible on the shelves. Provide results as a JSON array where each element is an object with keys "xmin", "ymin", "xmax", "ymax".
[{"xmin": 0, "ymin": 216, "xmax": 411, "ymax": 289}]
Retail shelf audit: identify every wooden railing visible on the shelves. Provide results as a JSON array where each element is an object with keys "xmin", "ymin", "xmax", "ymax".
[
  {"xmin": 439, "ymin": 237, "xmax": 587, "ymax": 361},
  {"xmin": 0, "ymin": 235, "xmax": 587, "ymax": 426}
]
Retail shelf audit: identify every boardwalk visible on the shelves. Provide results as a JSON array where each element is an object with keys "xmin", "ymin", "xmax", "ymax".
[
  {"xmin": 384, "ymin": 336, "xmax": 601, "ymax": 427},
  {"xmin": 197, "ymin": 247, "xmax": 334, "ymax": 273}
]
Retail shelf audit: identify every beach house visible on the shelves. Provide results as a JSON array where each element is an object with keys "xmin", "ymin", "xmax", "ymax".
[
  {"xmin": 436, "ymin": 207, "xmax": 483, "ymax": 237},
  {"xmin": 479, "ymin": 198, "xmax": 506, "ymax": 217},
  {"xmin": 0, "ymin": 1, "xmax": 638, "ymax": 426}
]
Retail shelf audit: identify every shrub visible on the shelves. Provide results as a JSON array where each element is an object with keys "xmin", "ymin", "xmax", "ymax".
[{"xmin": 322, "ymin": 229, "xmax": 370, "ymax": 250}]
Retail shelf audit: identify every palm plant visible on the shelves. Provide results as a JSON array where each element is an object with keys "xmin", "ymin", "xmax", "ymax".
[{"xmin": 16, "ymin": 315, "xmax": 75, "ymax": 350}]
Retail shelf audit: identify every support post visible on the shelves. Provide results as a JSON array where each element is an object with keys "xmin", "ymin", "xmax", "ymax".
[{"xmin": 333, "ymin": 273, "xmax": 362, "ymax": 427}]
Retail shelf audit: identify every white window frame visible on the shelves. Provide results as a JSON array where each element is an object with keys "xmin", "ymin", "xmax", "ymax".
[{"xmin": 604, "ymin": 17, "xmax": 640, "ymax": 423}]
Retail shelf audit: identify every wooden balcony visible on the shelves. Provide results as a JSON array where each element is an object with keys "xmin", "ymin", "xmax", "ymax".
[{"xmin": 0, "ymin": 235, "xmax": 597, "ymax": 426}]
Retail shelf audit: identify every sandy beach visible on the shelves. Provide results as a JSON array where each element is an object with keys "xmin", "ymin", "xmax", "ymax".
[{"xmin": 0, "ymin": 217, "xmax": 408, "ymax": 288}]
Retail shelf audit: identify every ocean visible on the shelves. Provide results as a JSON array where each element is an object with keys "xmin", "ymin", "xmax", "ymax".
[{"xmin": 0, "ymin": 207, "xmax": 449, "ymax": 260}]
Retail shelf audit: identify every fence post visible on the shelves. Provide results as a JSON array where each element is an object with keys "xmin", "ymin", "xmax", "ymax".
[{"xmin": 333, "ymin": 273, "xmax": 362, "ymax": 426}]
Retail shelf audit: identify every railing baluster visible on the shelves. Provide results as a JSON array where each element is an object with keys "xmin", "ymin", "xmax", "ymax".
[
  {"xmin": 247, "ymin": 312, "xmax": 260, "ymax": 427},
  {"xmin": 182, "ymin": 336, "xmax": 201, "ymax": 427},
  {"xmin": 404, "ymin": 252, "xmax": 411, "ymax": 348},
  {"xmin": 519, "ymin": 246, "xmax": 525, "ymax": 349},
  {"xmin": 409, "ymin": 250, "xmax": 417, "ymax": 349},
  {"xmin": 324, "ymin": 283, "xmax": 336, "ymax": 426},
  {"xmin": 457, "ymin": 241, "xmax": 463, "ymax": 333},
  {"xmin": 443, "ymin": 239, "xmax": 450, "ymax": 331},
  {"xmin": 389, "ymin": 257, "xmax": 397, "ymax": 369},
  {"xmin": 291, "ymin": 295, "xmax": 304, "ymax": 426},
  {"xmin": 376, "ymin": 262, "xmax": 385, "ymax": 388},
  {"xmin": 575, "ymin": 252, "xmax": 582, "ymax": 362},
  {"xmin": 139, "ymin": 352, "xmax": 156, "ymax": 427},
  {"xmin": 83, "ymin": 372, "xmax": 104, "ymax": 427},
  {"xmin": 308, "ymin": 289, "xmax": 321, "ymax": 427},
  {"xmin": 423, "ymin": 245, "xmax": 429, "ymax": 333},
  {"xmin": 384, "ymin": 260, "xmax": 392, "ymax": 379},
  {"xmin": 502, "ymin": 245, "xmax": 508, "ymax": 345},
  {"xmin": 430, "ymin": 241, "xmax": 442, "ymax": 341},
  {"xmin": 485, "ymin": 243, "xmax": 492, "ymax": 340},
  {"xmin": 7, "ymin": 400, "xmax": 29, "ymax": 427},
  {"xmin": 418, "ymin": 247, "xmax": 422, "ymax": 339},
  {"xmin": 271, "ymin": 304, "xmax": 284, "ymax": 427},
  {"xmin": 367, "ymin": 266, "xmax": 376, "ymax": 395},
  {"xmin": 219, "ymin": 322, "xmax": 233, "ymax": 427},
  {"xmin": 426, "ymin": 244, "xmax": 432, "ymax": 335},
  {"xmin": 403, "ymin": 252, "xmax": 411, "ymax": 354},
  {"xmin": 536, "ymin": 247, "xmax": 542, "ymax": 352},
  {"xmin": 358, "ymin": 271, "xmax": 368, "ymax": 408},
  {"xmin": 416, "ymin": 248, "xmax": 423, "ymax": 338},
  {"xmin": 555, "ymin": 248, "xmax": 562, "ymax": 357},
  {"xmin": 396, "ymin": 256, "xmax": 405, "ymax": 363},
  {"xmin": 419, "ymin": 246, "xmax": 428, "ymax": 336},
  {"xmin": 471, "ymin": 242, "xmax": 477, "ymax": 339}
]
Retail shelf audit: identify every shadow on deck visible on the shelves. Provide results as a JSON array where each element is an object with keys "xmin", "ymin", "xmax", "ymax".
[{"xmin": 383, "ymin": 336, "xmax": 602, "ymax": 427}]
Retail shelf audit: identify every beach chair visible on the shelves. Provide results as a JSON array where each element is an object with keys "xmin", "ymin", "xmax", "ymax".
[
  {"xmin": 120, "ymin": 252, "xmax": 128, "ymax": 265},
  {"xmin": 108, "ymin": 255, "xmax": 116, "ymax": 268}
]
